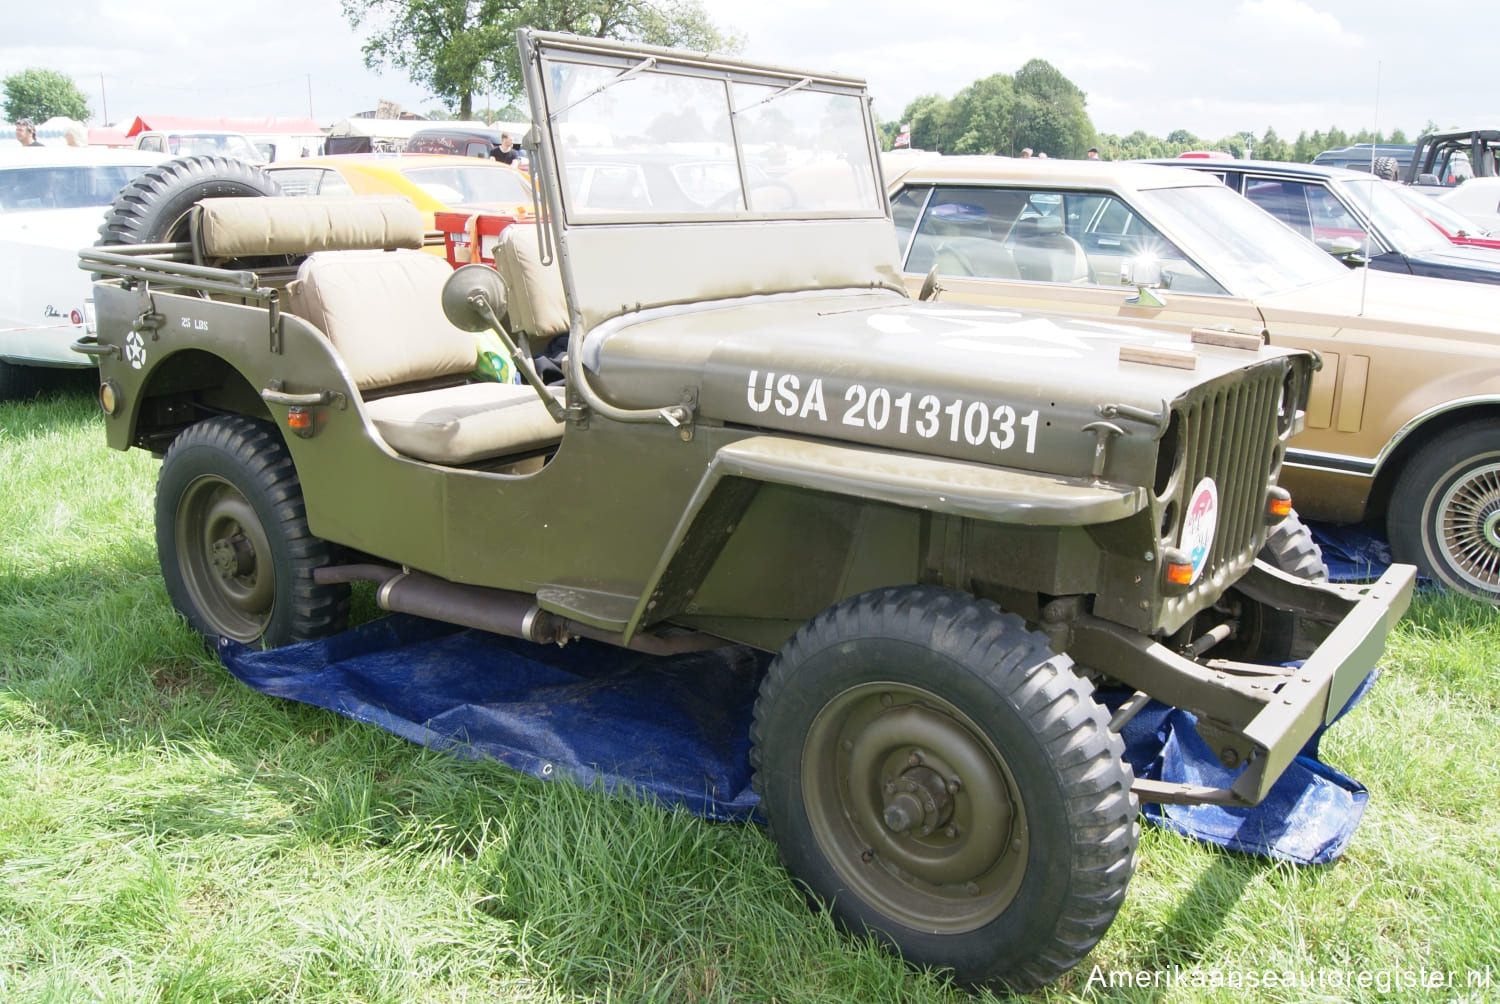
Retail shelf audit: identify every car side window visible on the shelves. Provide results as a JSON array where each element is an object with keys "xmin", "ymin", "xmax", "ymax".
[
  {"xmin": 1074, "ymin": 192, "xmax": 1223, "ymax": 294},
  {"xmin": 890, "ymin": 187, "xmax": 929, "ymax": 263},
  {"xmin": 904, "ymin": 185, "xmax": 1030, "ymax": 279},
  {"xmin": 1244, "ymin": 180, "xmax": 1314, "ymax": 237},
  {"xmin": 1245, "ymin": 178, "xmax": 1367, "ymax": 252}
]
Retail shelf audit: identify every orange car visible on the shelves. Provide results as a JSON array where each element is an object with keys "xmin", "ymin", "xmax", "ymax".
[{"xmin": 264, "ymin": 153, "xmax": 533, "ymax": 233}]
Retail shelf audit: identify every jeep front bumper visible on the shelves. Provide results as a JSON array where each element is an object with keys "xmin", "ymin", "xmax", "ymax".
[{"xmin": 1068, "ymin": 561, "xmax": 1416, "ymax": 807}]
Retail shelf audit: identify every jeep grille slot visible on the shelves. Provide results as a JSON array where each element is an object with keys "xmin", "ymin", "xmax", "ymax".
[{"xmin": 1173, "ymin": 366, "xmax": 1283, "ymax": 599}]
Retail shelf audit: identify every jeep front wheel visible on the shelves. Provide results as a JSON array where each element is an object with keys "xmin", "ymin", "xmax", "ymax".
[
  {"xmin": 1388, "ymin": 422, "xmax": 1500, "ymax": 601},
  {"xmin": 156, "ymin": 416, "xmax": 349, "ymax": 646},
  {"xmin": 751, "ymin": 586, "xmax": 1138, "ymax": 992}
]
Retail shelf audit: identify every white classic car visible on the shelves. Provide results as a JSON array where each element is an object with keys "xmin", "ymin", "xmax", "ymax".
[{"xmin": 0, "ymin": 146, "xmax": 165, "ymax": 399}]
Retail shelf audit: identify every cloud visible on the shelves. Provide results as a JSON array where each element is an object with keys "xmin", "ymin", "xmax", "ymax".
[{"xmin": 1236, "ymin": 0, "xmax": 1366, "ymax": 47}]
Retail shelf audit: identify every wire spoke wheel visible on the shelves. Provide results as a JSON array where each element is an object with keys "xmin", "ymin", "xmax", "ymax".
[
  {"xmin": 1436, "ymin": 460, "xmax": 1500, "ymax": 589},
  {"xmin": 803, "ymin": 681, "xmax": 1027, "ymax": 933},
  {"xmin": 1389, "ymin": 423, "xmax": 1500, "ymax": 602}
]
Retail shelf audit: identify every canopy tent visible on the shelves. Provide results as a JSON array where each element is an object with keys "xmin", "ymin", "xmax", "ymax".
[{"xmin": 122, "ymin": 115, "xmax": 322, "ymax": 137}]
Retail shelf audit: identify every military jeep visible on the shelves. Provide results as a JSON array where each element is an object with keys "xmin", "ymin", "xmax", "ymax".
[{"xmin": 79, "ymin": 30, "xmax": 1414, "ymax": 992}]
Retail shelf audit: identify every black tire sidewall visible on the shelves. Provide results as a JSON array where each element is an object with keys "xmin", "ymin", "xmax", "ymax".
[
  {"xmin": 759, "ymin": 636, "xmax": 1077, "ymax": 977},
  {"xmin": 754, "ymin": 588, "xmax": 1135, "ymax": 988},
  {"xmin": 1390, "ymin": 425, "xmax": 1500, "ymax": 599},
  {"xmin": 99, "ymin": 155, "xmax": 281, "ymax": 246},
  {"xmin": 155, "ymin": 417, "xmax": 329, "ymax": 646}
]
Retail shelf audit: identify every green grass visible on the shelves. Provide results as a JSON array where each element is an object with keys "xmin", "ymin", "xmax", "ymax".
[{"xmin": 3, "ymin": 388, "xmax": 1498, "ymax": 1002}]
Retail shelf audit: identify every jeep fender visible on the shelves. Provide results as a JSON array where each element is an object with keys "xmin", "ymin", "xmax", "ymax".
[{"xmin": 622, "ymin": 434, "xmax": 1148, "ymax": 641}]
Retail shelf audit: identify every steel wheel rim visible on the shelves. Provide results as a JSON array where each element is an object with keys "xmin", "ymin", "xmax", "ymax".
[
  {"xmin": 1436, "ymin": 459, "xmax": 1500, "ymax": 590},
  {"xmin": 175, "ymin": 473, "xmax": 274, "ymax": 642},
  {"xmin": 801, "ymin": 681, "xmax": 1027, "ymax": 934}
]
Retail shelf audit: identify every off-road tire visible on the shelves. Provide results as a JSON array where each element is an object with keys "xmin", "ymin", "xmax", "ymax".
[
  {"xmin": 1215, "ymin": 509, "xmax": 1330, "ymax": 663},
  {"xmin": 1260, "ymin": 509, "xmax": 1329, "ymax": 582},
  {"xmin": 98, "ymin": 155, "xmax": 281, "ymax": 246},
  {"xmin": 1388, "ymin": 422, "xmax": 1500, "ymax": 601},
  {"xmin": 750, "ymin": 585, "xmax": 1138, "ymax": 992},
  {"xmin": 1372, "ymin": 156, "xmax": 1399, "ymax": 181},
  {"xmin": 156, "ymin": 415, "xmax": 349, "ymax": 647}
]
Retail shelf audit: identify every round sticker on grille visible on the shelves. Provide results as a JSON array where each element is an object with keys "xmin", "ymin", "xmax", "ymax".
[{"xmin": 1181, "ymin": 477, "xmax": 1219, "ymax": 584}]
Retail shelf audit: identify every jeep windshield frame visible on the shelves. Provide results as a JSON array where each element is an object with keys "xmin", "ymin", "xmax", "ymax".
[
  {"xmin": 517, "ymin": 30, "xmax": 907, "ymax": 339},
  {"xmin": 527, "ymin": 35, "xmax": 885, "ymax": 225}
]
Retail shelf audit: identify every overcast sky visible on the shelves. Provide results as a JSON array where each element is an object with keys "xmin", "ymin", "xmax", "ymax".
[{"xmin": 3, "ymin": 1, "xmax": 1492, "ymax": 141}]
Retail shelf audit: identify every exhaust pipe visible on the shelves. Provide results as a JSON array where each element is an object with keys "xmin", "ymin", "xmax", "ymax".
[{"xmin": 313, "ymin": 564, "xmax": 724, "ymax": 655}]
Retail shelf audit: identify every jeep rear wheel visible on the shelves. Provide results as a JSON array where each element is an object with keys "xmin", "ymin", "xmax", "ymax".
[
  {"xmin": 156, "ymin": 416, "xmax": 348, "ymax": 646},
  {"xmin": 1388, "ymin": 422, "xmax": 1500, "ymax": 601},
  {"xmin": 751, "ymin": 586, "xmax": 1137, "ymax": 992},
  {"xmin": 98, "ymin": 155, "xmax": 281, "ymax": 246}
]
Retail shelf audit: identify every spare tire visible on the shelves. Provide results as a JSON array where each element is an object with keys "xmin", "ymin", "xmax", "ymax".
[
  {"xmin": 1372, "ymin": 155, "xmax": 1399, "ymax": 181},
  {"xmin": 99, "ymin": 155, "xmax": 282, "ymax": 246}
]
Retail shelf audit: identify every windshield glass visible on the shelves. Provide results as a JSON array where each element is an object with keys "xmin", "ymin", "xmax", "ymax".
[
  {"xmin": 1134, "ymin": 183, "xmax": 1347, "ymax": 297},
  {"xmin": 1383, "ymin": 180, "xmax": 1492, "ymax": 239},
  {"xmin": 401, "ymin": 164, "xmax": 532, "ymax": 206},
  {"xmin": 543, "ymin": 55, "xmax": 882, "ymax": 221},
  {"xmin": 1336, "ymin": 175, "xmax": 1451, "ymax": 253}
]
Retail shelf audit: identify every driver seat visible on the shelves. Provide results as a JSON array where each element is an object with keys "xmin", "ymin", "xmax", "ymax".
[{"xmin": 1005, "ymin": 215, "xmax": 1092, "ymax": 283}]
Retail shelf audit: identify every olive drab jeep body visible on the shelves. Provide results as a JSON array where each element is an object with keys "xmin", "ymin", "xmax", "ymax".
[{"xmin": 80, "ymin": 30, "xmax": 1414, "ymax": 992}]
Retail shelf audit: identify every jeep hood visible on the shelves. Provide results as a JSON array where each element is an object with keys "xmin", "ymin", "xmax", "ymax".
[{"xmin": 586, "ymin": 291, "xmax": 1301, "ymax": 485}]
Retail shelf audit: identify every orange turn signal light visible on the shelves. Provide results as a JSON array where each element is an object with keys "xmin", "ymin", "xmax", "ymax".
[
  {"xmin": 1166, "ymin": 561, "xmax": 1195, "ymax": 586},
  {"xmin": 1267, "ymin": 486, "xmax": 1292, "ymax": 522},
  {"xmin": 1160, "ymin": 546, "xmax": 1196, "ymax": 589},
  {"xmin": 287, "ymin": 407, "xmax": 313, "ymax": 434}
]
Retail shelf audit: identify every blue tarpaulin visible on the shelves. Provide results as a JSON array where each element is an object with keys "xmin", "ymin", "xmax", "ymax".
[{"xmin": 218, "ymin": 603, "xmax": 1378, "ymax": 866}]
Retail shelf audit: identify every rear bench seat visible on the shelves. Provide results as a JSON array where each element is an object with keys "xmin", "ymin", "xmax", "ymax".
[{"xmin": 196, "ymin": 196, "xmax": 565, "ymax": 466}]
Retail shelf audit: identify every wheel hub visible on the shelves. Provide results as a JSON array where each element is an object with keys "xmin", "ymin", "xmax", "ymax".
[
  {"xmin": 210, "ymin": 532, "xmax": 255, "ymax": 579},
  {"xmin": 881, "ymin": 763, "xmax": 953, "ymax": 836},
  {"xmin": 802, "ymin": 682, "xmax": 1028, "ymax": 933}
]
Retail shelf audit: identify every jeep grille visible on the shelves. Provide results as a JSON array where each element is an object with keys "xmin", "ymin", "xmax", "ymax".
[{"xmin": 1167, "ymin": 364, "xmax": 1285, "ymax": 613}]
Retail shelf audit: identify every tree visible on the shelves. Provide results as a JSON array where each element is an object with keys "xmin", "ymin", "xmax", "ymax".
[
  {"xmin": 1011, "ymin": 59, "xmax": 1092, "ymax": 158},
  {"xmin": 3, "ymin": 68, "xmax": 89, "ymax": 124},
  {"xmin": 343, "ymin": 0, "xmax": 735, "ymax": 120},
  {"xmin": 949, "ymin": 74, "xmax": 1015, "ymax": 155},
  {"xmin": 902, "ymin": 94, "xmax": 957, "ymax": 153}
]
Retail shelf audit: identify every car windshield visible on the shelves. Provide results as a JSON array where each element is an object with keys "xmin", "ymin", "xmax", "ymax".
[
  {"xmin": 1383, "ymin": 180, "xmax": 1492, "ymax": 240},
  {"xmin": 400, "ymin": 164, "xmax": 532, "ymax": 206},
  {"xmin": 0, "ymin": 164, "xmax": 153, "ymax": 212},
  {"xmin": 168, "ymin": 134, "xmax": 266, "ymax": 162},
  {"xmin": 542, "ymin": 56, "xmax": 883, "ymax": 221},
  {"xmin": 1133, "ymin": 183, "xmax": 1348, "ymax": 297},
  {"xmin": 1335, "ymin": 175, "xmax": 1452, "ymax": 253}
]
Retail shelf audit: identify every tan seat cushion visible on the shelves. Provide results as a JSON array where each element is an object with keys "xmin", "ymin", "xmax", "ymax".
[
  {"xmin": 494, "ymin": 224, "xmax": 570, "ymax": 338},
  {"xmin": 364, "ymin": 382, "xmax": 564, "ymax": 465},
  {"xmin": 286, "ymin": 250, "xmax": 479, "ymax": 392},
  {"xmin": 198, "ymin": 195, "xmax": 423, "ymax": 257}
]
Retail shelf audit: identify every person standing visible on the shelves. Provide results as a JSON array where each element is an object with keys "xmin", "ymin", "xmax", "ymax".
[
  {"xmin": 63, "ymin": 120, "xmax": 88, "ymax": 147},
  {"xmin": 490, "ymin": 132, "xmax": 518, "ymax": 164},
  {"xmin": 1086, "ymin": 147, "xmax": 1100, "ymax": 160},
  {"xmin": 14, "ymin": 118, "xmax": 43, "ymax": 146}
]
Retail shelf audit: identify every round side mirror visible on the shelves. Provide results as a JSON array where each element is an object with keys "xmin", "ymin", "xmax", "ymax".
[{"xmin": 441, "ymin": 263, "xmax": 508, "ymax": 332}]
